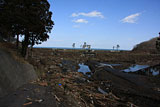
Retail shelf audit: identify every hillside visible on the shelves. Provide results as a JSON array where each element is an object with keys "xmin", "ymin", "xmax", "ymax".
[
  {"xmin": 132, "ymin": 37, "xmax": 158, "ymax": 53},
  {"xmin": 0, "ymin": 43, "xmax": 58, "ymax": 107},
  {"xmin": 0, "ymin": 43, "xmax": 38, "ymax": 97}
]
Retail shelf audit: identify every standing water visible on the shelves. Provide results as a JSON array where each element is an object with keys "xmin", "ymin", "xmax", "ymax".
[
  {"xmin": 78, "ymin": 64, "xmax": 91, "ymax": 76},
  {"xmin": 122, "ymin": 64, "xmax": 160, "ymax": 76},
  {"xmin": 123, "ymin": 65, "xmax": 149, "ymax": 72}
]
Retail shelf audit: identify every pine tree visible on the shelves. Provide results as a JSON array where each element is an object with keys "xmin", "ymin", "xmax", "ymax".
[{"xmin": 0, "ymin": 0, "xmax": 54, "ymax": 57}]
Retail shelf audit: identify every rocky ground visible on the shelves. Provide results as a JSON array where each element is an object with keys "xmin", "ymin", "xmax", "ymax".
[{"xmin": 27, "ymin": 48, "xmax": 160, "ymax": 107}]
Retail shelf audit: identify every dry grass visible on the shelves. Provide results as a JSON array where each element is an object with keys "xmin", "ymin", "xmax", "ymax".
[
  {"xmin": 133, "ymin": 37, "xmax": 159, "ymax": 53},
  {"xmin": 0, "ymin": 42, "xmax": 28, "ymax": 64}
]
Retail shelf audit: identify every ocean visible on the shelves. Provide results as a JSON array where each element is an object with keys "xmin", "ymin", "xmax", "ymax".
[{"xmin": 34, "ymin": 47, "xmax": 129, "ymax": 51}]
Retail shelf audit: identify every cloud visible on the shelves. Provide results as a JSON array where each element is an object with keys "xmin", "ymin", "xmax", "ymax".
[
  {"xmin": 72, "ymin": 13, "xmax": 79, "ymax": 17},
  {"xmin": 121, "ymin": 13, "xmax": 141, "ymax": 23},
  {"xmin": 71, "ymin": 11, "xmax": 104, "ymax": 18},
  {"xmin": 73, "ymin": 19, "xmax": 88, "ymax": 23}
]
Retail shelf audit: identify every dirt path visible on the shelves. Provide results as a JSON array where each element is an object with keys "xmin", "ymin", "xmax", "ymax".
[{"xmin": 0, "ymin": 83, "xmax": 57, "ymax": 107}]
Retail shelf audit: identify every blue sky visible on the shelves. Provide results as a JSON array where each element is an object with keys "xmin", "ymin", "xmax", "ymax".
[{"xmin": 37, "ymin": 0, "xmax": 160, "ymax": 50}]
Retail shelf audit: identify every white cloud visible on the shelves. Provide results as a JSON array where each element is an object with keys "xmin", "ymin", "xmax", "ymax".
[
  {"xmin": 73, "ymin": 19, "xmax": 88, "ymax": 23},
  {"xmin": 121, "ymin": 13, "xmax": 141, "ymax": 23},
  {"xmin": 71, "ymin": 11, "xmax": 104, "ymax": 18},
  {"xmin": 72, "ymin": 13, "xmax": 79, "ymax": 17}
]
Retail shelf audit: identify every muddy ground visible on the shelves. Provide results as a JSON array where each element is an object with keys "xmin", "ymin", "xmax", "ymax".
[{"xmin": 26, "ymin": 48, "xmax": 160, "ymax": 107}]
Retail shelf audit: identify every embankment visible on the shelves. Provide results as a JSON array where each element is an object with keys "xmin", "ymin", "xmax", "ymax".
[{"xmin": 0, "ymin": 49, "xmax": 37, "ymax": 97}]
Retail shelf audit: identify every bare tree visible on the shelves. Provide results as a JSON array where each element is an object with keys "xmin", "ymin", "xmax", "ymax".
[{"xmin": 72, "ymin": 43, "xmax": 75, "ymax": 48}]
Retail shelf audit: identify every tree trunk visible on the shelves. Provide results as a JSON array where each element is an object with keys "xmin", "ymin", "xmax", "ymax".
[
  {"xmin": 8, "ymin": 35, "xmax": 11, "ymax": 42},
  {"xmin": 25, "ymin": 47, "xmax": 29, "ymax": 60},
  {"xmin": 16, "ymin": 34, "xmax": 19, "ymax": 49},
  {"xmin": 31, "ymin": 35, "xmax": 35, "ymax": 58},
  {"xmin": 22, "ymin": 33, "xmax": 29, "ymax": 58}
]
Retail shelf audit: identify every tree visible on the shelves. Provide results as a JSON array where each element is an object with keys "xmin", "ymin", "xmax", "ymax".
[
  {"xmin": 0, "ymin": 0, "xmax": 54, "ymax": 57},
  {"xmin": 82, "ymin": 42, "xmax": 87, "ymax": 49},
  {"xmin": 21, "ymin": 0, "xmax": 54, "ymax": 57},
  {"xmin": 116, "ymin": 44, "xmax": 120, "ymax": 51},
  {"xmin": 72, "ymin": 43, "xmax": 75, "ymax": 48},
  {"xmin": 113, "ymin": 46, "xmax": 115, "ymax": 50},
  {"xmin": 0, "ymin": 0, "xmax": 14, "ymax": 41}
]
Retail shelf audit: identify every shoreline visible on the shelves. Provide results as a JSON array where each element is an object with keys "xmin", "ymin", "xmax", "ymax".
[{"xmin": 34, "ymin": 46, "xmax": 130, "ymax": 51}]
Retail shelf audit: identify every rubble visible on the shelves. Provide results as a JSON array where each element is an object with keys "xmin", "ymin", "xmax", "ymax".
[
  {"xmin": 23, "ymin": 102, "xmax": 33, "ymax": 106},
  {"xmin": 27, "ymin": 48, "xmax": 160, "ymax": 107}
]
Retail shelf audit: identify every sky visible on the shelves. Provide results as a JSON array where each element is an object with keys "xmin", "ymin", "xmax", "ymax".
[{"xmin": 37, "ymin": 0, "xmax": 160, "ymax": 50}]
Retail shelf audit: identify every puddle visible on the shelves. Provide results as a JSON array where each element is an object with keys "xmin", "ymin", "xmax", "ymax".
[
  {"xmin": 122, "ymin": 64, "xmax": 160, "ymax": 76},
  {"xmin": 78, "ymin": 64, "xmax": 91, "ymax": 76},
  {"xmin": 143, "ymin": 67, "xmax": 160, "ymax": 76},
  {"xmin": 151, "ymin": 68, "xmax": 159, "ymax": 76},
  {"xmin": 123, "ymin": 65, "xmax": 149, "ymax": 72}
]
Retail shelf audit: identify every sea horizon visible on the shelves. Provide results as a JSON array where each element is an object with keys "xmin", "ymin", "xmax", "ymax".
[{"xmin": 34, "ymin": 46, "xmax": 130, "ymax": 51}]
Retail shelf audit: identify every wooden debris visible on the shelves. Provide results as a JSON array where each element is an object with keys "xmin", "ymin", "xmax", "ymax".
[
  {"xmin": 80, "ymin": 97, "xmax": 88, "ymax": 107},
  {"xmin": 35, "ymin": 99, "xmax": 43, "ymax": 103},
  {"xmin": 38, "ymin": 81, "xmax": 48, "ymax": 86},
  {"xmin": 23, "ymin": 102, "xmax": 32, "ymax": 106},
  {"xmin": 55, "ymin": 95, "xmax": 60, "ymax": 102},
  {"xmin": 127, "ymin": 102, "xmax": 138, "ymax": 107},
  {"xmin": 26, "ymin": 97, "xmax": 32, "ymax": 101}
]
